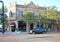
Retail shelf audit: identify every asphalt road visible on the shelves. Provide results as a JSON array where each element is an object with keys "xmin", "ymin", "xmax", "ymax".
[{"xmin": 0, "ymin": 32, "xmax": 60, "ymax": 42}]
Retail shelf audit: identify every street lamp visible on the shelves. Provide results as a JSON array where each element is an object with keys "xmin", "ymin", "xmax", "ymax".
[
  {"xmin": 40, "ymin": 17, "xmax": 41, "ymax": 22},
  {"xmin": 38, "ymin": 17, "xmax": 41, "ymax": 27},
  {"xmin": 0, "ymin": 1, "xmax": 5, "ymax": 34}
]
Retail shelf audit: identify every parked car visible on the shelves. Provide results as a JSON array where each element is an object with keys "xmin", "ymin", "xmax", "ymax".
[
  {"xmin": 0, "ymin": 28, "xmax": 2, "ymax": 32},
  {"xmin": 0, "ymin": 28, "xmax": 7, "ymax": 32},
  {"xmin": 32, "ymin": 27, "xmax": 47, "ymax": 34}
]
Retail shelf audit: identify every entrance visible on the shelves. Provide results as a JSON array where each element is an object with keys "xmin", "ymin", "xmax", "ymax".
[
  {"xmin": 18, "ymin": 21, "xmax": 26, "ymax": 32},
  {"xmin": 11, "ymin": 25, "xmax": 16, "ymax": 32},
  {"xmin": 9, "ymin": 22, "xmax": 16, "ymax": 32}
]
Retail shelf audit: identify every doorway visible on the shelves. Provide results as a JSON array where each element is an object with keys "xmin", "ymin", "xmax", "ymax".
[
  {"xmin": 11, "ymin": 25, "xmax": 16, "ymax": 32},
  {"xmin": 9, "ymin": 22, "xmax": 16, "ymax": 32},
  {"xmin": 18, "ymin": 21, "xmax": 26, "ymax": 32}
]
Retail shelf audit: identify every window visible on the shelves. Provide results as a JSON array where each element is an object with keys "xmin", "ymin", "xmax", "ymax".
[{"xmin": 18, "ymin": 11, "xmax": 23, "ymax": 17}]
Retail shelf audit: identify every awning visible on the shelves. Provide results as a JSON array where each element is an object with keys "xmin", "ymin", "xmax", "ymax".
[{"xmin": 9, "ymin": 22, "xmax": 16, "ymax": 25}]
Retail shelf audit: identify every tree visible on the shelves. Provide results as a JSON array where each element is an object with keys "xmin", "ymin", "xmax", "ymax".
[
  {"xmin": 39, "ymin": 13, "xmax": 48, "ymax": 28},
  {"xmin": 23, "ymin": 12, "xmax": 38, "ymax": 33},
  {"xmin": 4, "ymin": 14, "xmax": 8, "ymax": 28},
  {"xmin": 0, "ymin": 6, "xmax": 7, "ymax": 13},
  {"xmin": 56, "ymin": 11, "xmax": 60, "ymax": 21},
  {"xmin": 46, "ymin": 6, "xmax": 57, "ymax": 20},
  {"xmin": 39, "ymin": 6, "xmax": 58, "ymax": 29}
]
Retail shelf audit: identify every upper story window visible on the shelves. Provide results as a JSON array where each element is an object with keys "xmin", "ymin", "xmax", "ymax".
[{"xmin": 18, "ymin": 11, "xmax": 23, "ymax": 17}]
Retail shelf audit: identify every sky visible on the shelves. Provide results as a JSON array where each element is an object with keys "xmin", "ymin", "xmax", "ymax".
[{"xmin": 0, "ymin": 0, "xmax": 60, "ymax": 10}]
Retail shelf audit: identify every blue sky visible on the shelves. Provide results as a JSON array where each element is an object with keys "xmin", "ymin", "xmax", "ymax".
[{"xmin": 0, "ymin": 0, "xmax": 60, "ymax": 10}]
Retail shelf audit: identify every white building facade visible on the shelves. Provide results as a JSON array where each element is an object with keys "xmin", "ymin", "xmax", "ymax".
[{"xmin": 8, "ymin": 2, "xmax": 46, "ymax": 32}]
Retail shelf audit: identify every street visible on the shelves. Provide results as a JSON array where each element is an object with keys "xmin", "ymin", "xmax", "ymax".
[{"xmin": 0, "ymin": 32, "xmax": 60, "ymax": 42}]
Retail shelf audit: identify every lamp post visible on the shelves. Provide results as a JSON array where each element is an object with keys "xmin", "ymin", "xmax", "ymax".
[
  {"xmin": 39, "ymin": 17, "xmax": 41, "ymax": 22},
  {"xmin": 0, "ymin": 1, "xmax": 5, "ymax": 34},
  {"xmin": 39, "ymin": 17, "xmax": 41, "ymax": 27}
]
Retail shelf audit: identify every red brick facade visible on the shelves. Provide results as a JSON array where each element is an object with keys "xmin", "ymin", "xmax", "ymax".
[{"xmin": 53, "ymin": 21, "xmax": 60, "ymax": 31}]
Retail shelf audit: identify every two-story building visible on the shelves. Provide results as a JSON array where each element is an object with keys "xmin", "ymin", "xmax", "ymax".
[{"xmin": 8, "ymin": 2, "xmax": 46, "ymax": 32}]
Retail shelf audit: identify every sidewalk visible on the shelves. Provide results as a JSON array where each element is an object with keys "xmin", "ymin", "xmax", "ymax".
[
  {"xmin": 47, "ymin": 31, "xmax": 60, "ymax": 34},
  {"xmin": 0, "ymin": 31, "xmax": 28, "ymax": 35},
  {"xmin": 0, "ymin": 31, "xmax": 60, "ymax": 35}
]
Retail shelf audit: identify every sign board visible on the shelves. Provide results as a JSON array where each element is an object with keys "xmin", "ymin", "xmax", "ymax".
[{"xmin": 10, "ymin": 25, "xmax": 14, "ymax": 26}]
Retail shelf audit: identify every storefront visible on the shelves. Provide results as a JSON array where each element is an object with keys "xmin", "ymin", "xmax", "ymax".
[
  {"xmin": 9, "ymin": 22, "xmax": 16, "ymax": 32},
  {"xmin": 18, "ymin": 21, "xmax": 26, "ymax": 32}
]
